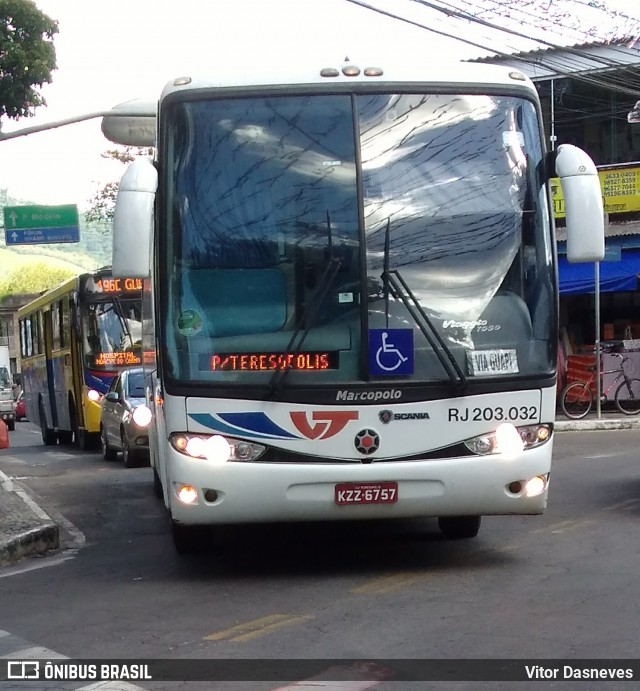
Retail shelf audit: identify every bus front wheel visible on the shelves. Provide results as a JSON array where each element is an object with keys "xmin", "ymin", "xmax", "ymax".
[
  {"xmin": 171, "ymin": 520, "xmax": 206, "ymax": 555},
  {"xmin": 39, "ymin": 403, "xmax": 57, "ymax": 446},
  {"xmin": 438, "ymin": 516, "xmax": 481, "ymax": 539},
  {"xmin": 152, "ymin": 466, "xmax": 163, "ymax": 500}
]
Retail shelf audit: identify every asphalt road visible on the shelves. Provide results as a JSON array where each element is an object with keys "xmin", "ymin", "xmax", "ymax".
[{"xmin": 1, "ymin": 421, "xmax": 639, "ymax": 690}]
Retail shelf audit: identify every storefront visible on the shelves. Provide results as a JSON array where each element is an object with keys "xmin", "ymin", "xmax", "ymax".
[{"xmin": 556, "ymin": 217, "xmax": 640, "ymax": 397}]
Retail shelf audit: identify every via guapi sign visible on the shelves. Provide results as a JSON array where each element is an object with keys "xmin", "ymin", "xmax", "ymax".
[{"xmin": 3, "ymin": 204, "xmax": 80, "ymax": 245}]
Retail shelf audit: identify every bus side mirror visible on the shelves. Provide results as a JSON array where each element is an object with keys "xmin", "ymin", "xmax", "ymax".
[
  {"xmin": 113, "ymin": 158, "xmax": 157, "ymax": 278},
  {"xmin": 554, "ymin": 144, "xmax": 605, "ymax": 263}
]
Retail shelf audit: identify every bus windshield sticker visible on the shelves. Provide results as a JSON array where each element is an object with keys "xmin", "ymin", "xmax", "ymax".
[
  {"xmin": 369, "ymin": 329, "xmax": 414, "ymax": 376},
  {"xmin": 467, "ymin": 349, "xmax": 519, "ymax": 376},
  {"xmin": 502, "ymin": 131, "xmax": 525, "ymax": 148},
  {"xmin": 177, "ymin": 310, "xmax": 203, "ymax": 336}
]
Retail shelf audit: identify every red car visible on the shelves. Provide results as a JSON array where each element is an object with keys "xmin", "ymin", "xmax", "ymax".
[{"xmin": 15, "ymin": 392, "xmax": 26, "ymax": 422}]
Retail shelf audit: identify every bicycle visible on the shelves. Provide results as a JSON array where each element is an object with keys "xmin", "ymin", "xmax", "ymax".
[{"xmin": 560, "ymin": 351, "xmax": 640, "ymax": 419}]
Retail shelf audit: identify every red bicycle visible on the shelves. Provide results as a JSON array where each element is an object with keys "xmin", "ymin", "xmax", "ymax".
[{"xmin": 560, "ymin": 351, "xmax": 640, "ymax": 419}]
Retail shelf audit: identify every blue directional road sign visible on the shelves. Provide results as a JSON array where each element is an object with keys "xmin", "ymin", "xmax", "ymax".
[{"xmin": 3, "ymin": 204, "xmax": 80, "ymax": 245}]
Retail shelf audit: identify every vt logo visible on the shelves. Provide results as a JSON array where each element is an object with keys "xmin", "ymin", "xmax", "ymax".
[{"xmin": 290, "ymin": 411, "xmax": 359, "ymax": 439}]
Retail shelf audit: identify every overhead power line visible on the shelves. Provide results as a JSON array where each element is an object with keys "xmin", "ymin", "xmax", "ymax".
[{"xmin": 343, "ymin": 0, "xmax": 640, "ymax": 99}]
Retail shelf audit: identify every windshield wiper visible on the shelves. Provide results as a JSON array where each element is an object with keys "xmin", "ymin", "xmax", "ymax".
[
  {"xmin": 267, "ymin": 211, "xmax": 341, "ymax": 399},
  {"xmin": 381, "ymin": 219, "xmax": 467, "ymax": 390},
  {"xmin": 111, "ymin": 295, "xmax": 134, "ymax": 349},
  {"xmin": 267, "ymin": 257, "xmax": 342, "ymax": 399}
]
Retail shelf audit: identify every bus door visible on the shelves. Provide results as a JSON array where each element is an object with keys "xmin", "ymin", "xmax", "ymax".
[
  {"xmin": 42, "ymin": 309, "xmax": 59, "ymax": 429},
  {"xmin": 69, "ymin": 294, "xmax": 86, "ymax": 431}
]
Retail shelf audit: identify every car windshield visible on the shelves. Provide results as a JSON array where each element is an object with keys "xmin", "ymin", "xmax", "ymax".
[
  {"xmin": 0, "ymin": 366, "xmax": 10, "ymax": 389},
  {"xmin": 162, "ymin": 92, "xmax": 553, "ymax": 389},
  {"xmin": 127, "ymin": 371, "xmax": 145, "ymax": 398}
]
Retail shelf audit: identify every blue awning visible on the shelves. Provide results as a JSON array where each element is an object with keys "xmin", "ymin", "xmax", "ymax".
[{"xmin": 558, "ymin": 251, "xmax": 640, "ymax": 295}]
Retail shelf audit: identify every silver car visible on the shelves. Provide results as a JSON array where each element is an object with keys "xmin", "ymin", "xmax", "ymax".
[{"xmin": 100, "ymin": 368, "xmax": 150, "ymax": 467}]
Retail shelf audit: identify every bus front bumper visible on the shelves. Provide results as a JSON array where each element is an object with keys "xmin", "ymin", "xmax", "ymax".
[{"xmin": 167, "ymin": 442, "xmax": 553, "ymax": 526}]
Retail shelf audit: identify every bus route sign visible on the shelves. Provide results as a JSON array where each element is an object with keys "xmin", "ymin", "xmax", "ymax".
[{"xmin": 3, "ymin": 204, "xmax": 80, "ymax": 245}]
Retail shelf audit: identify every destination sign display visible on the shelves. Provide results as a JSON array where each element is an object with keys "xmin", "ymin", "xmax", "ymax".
[
  {"xmin": 93, "ymin": 352, "xmax": 142, "ymax": 367},
  {"xmin": 94, "ymin": 277, "xmax": 143, "ymax": 293},
  {"xmin": 200, "ymin": 352, "xmax": 338, "ymax": 372},
  {"xmin": 81, "ymin": 275, "xmax": 143, "ymax": 294}
]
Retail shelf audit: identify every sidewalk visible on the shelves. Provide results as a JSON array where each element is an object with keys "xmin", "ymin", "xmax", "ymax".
[
  {"xmin": 554, "ymin": 409, "xmax": 640, "ymax": 431},
  {"xmin": 1, "ymin": 412, "xmax": 639, "ymax": 566},
  {"xmin": 0, "ymin": 468, "xmax": 59, "ymax": 567}
]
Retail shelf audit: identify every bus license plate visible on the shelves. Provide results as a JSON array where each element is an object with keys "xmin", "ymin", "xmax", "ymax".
[{"xmin": 335, "ymin": 482, "xmax": 398, "ymax": 505}]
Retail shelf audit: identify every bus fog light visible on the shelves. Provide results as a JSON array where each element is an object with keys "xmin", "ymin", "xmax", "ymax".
[
  {"xmin": 176, "ymin": 484, "xmax": 199, "ymax": 504},
  {"xmin": 204, "ymin": 435, "xmax": 231, "ymax": 463},
  {"xmin": 132, "ymin": 404, "xmax": 152, "ymax": 427},
  {"xmin": 524, "ymin": 475, "xmax": 548, "ymax": 497}
]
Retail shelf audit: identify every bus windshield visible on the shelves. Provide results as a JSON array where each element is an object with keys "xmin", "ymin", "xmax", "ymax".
[
  {"xmin": 163, "ymin": 92, "xmax": 554, "ymax": 388},
  {"xmin": 82, "ymin": 297, "xmax": 142, "ymax": 369}
]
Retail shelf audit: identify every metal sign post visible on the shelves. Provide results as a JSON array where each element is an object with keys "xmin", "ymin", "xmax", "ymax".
[{"xmin": 595, "ymin": 261, "xmax": 601, "ymax": 419}]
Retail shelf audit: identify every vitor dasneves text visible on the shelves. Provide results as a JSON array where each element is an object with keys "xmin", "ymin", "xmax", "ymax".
[{"xmin": 526, "ymin": 665, "xmax": 633, "ymax": 680}]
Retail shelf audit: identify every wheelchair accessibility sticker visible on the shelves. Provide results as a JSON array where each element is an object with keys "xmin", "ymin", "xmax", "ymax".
[{"xmin": 369, "ymin": 329, "xmax": 414, "ymax": 376}]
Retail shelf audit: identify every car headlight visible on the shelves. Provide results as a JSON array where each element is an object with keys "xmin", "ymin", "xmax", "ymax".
[
  {"xmin": 132, "ymin": 404, "xmax": 152, "ymax": 427},
  {"xmin": 169, "ymin": 433, "xmax": 265, "ymax": 463},
  {"xmin": 464, "ymin": 423, "xmax": 551, "ymax": 457}
]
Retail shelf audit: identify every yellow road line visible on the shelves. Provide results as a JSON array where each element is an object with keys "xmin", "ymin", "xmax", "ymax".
[
  {"xmin": 203, "ymin": 614, "xmax": 313, "ymax": 643},
  {"xmin": 351, "ymin": 572, "xmax": 428, "ymax": 594}
]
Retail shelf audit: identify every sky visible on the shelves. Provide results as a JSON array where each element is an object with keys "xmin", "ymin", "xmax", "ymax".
[
  {"xmin": 0, "ymin": 0, "xmax": 481, "ymax": 210},
  {"xmin": 0, "ymin": 0, "xmax": 638, "ymax": 210}
]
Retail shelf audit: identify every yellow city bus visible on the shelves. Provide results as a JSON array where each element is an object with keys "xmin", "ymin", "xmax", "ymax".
[{"xmin": 17, "ymin": 267, "xmax": 142, "ymax": 449}]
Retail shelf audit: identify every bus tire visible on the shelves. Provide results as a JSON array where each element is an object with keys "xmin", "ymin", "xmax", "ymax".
[
  {"xmin": 75, "ymin": 426, "xmax": 87, "ymax": 451},
  {"xmin": 58, "ymin": 430, "xmax": 73, "ymax": 445},
  {"xmin": 70, "ymin": 401, "xmax": 86, "ymax": 450},
  {"xmin": 438, "ymin": 515, "xmax": 481, "ymax": 539},
  {"xmin": 171, "ymin": 520, "xmax": 203, "ymax": 554},
  {"xmin": 152, "ymin": 466, "xmax": 163, "ymax": 500},
  {"xmin": 39, "ymin": 402, "xmax": 57, "ymax": 446},
  {"xmin": 7, "ymin": 420, "xmax": 15, "ymax": 432}
]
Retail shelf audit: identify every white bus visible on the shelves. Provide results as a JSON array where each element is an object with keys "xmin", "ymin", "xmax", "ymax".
[{"xmin": 103, "ymin": 56, "xmax": 604, "ymax": 553}]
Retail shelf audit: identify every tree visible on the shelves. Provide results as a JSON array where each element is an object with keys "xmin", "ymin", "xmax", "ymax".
[
  {"xmin": 0, "ymin": 0, "xmax": 58, "ymax": 123},
  {"xmin": 0, "ymin": 261, "xmax": 75, "ymax": 297},
  {"xmin": 85, "ymin": 146, "xmax": 153, "ymax": 224}
]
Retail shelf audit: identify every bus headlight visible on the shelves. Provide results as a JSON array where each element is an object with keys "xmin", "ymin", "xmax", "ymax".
[
  {"xmin": 87, "ymin": 389, "xmax": 101, "ymax": 402},
  {"xmin": 464, "ymin": 423, "xmax": 552, "ymax": 457},
  {"xmin": 170, "ymin": 433, "xmax": 265, "ymax": 462}
]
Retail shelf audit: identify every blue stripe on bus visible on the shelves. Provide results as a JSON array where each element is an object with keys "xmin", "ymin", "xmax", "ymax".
[
  {"xmin": 188, "ymin": 412, "xmax": 300, "ymax": 439},
  {"xmin": 84, "ymin": 370, "xmax": 116, "ymax": 394}
]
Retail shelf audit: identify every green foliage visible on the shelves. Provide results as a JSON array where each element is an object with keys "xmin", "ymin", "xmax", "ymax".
[
  {"xmin": 85, "ymin": 180, "xmax": 119, "ymax": 224},
  {"xmin": 0, "ymin": 258, "xmax": 75, "ymax": 296},
  {"xmin": 0, "ymin": 0, "xmax": 58, "ymax": 121},
  {"xmin": 85, "ymin": 146, "xmax": 153, "ymax": 223}
]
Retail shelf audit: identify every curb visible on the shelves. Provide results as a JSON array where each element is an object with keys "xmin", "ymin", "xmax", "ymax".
[
  {"xmin": 0, "ymin": 469, "xmax": 60, "ymax": 567},
  {"xmin": 555, "ymin": 417, "xmax": 640, "ymax": 432},
  {"xmin": 0, "ymin": 523, "xmax": 59, "ymax": 567}
]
